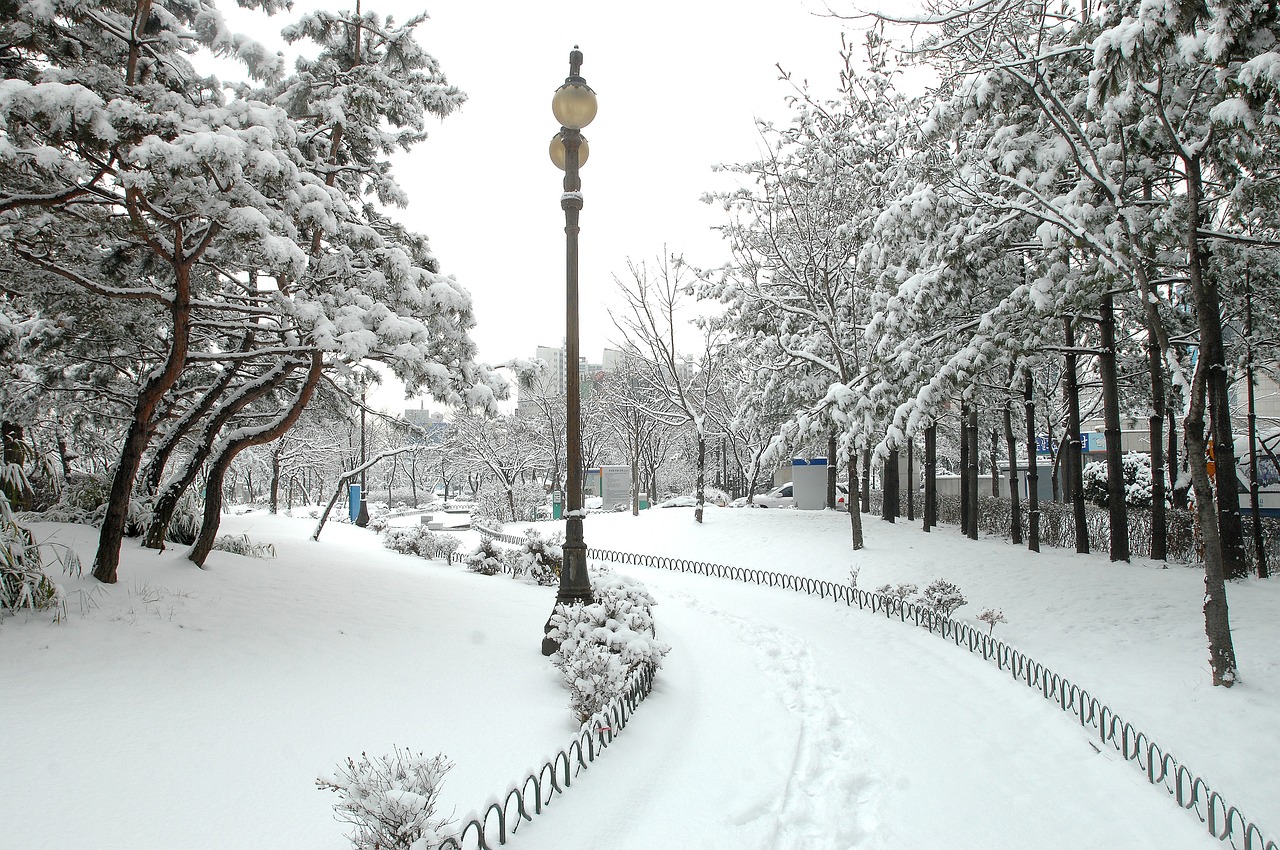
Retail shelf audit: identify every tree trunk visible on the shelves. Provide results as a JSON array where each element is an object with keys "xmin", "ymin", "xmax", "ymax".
[
  {"xmin": 92, "ymin": 263, "xmax": 194, "ymax": 582},
  {"xmin": 990, "ymin": 428, "xmax": 1000, "ymax": 497},
  {"xmin": 827, "ymin": 433, "xmax": 837, "ymax": 509},
  {"xmin": 960, "ymin": 402, "xmax": 971, "ymax": 536},
  {"xmin": 1099, "ymin": 292, "xmax": 1130, "ymax": 562},
  {"xmin": 631, "ymin": 457, "xmax": 640, "ymax": 516},
  {"xmin": 881, "ymin": 447, "xmax": 898, "ymax": 523},
  {"xmin": 1024, "ymin": 374, "xmax": 1040, "ymax": 552},
  {"xmin": 269, "ymin": 446, "xmax": 281, "ymax": 515},
  {"xmin": 847, "ymin": 452, "xmax": 863, "ymax": 549},
  {"xmin": 906, "ymin": 437, "xmax": 915, "ymax": 522},
  {"xmin": 1064, "ymin": 316, "xmax": 1089, "ymax": 554},
  {"xmin": 143, "ymin": 361, "xmax": 293, "ymax": 550},
  {"xmin": 1139, "ymin": 275, "xmax": 1169, "ymax": 561},
  {"xmin": 1187, "ymin": 155, "xmax": 1246, "ymax": 581},
  {"xmin": 189, "ymin": 353, "xmax": 322, "ymax": 566},
  {"xmin": 1185, "ymin": 359, "xmax": 1238, "ymax": 686},
  {"xmin": 923, "ymin": 423, "xmax": 936, "ymax": 532},
  {"xmin": 1245, "ymin": 273, "xmax": 1268, "ymax": 578},
  {"xmin": 860, "ymin": 448, "xmax": 871, "ymax": 513},
  {"xmin": 1169, "ymin": 400, "xmax": 1186, "ymax": 509},
  {"xmin": 1004, "ymin": 380, "xmax": 1022, "ymax": 546},
  {"xmin": 966, "ymin": 403, "xmax": 979, "ymax": 540},
  {"xmin": 695, "ymin": 433, "xmax": 706, "ymax": 524}
]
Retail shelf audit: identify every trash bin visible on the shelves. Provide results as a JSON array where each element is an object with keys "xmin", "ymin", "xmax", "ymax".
[
  {"xmin": 348, "ymin": 484, "xmax": 362, "ymax": 523},
  {"xmin": 639, "ymin": 492, "xmax": 649, "ymax": 510}
]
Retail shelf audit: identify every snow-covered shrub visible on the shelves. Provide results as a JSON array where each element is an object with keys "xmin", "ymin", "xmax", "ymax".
[
  {"xmin": 547, "ymin": 569, "xmax": 670, "ymax": 724},
  {"xmin": 368, "ymin": 515, "xmax": 388, "ymax": 532},
  {"xmin": 519, "ymin": 528, "xmax": 563, "ymax": 587},
  {"xmin": 316, "ymin": 748, "xmax": 455, "ymax": 850},
  {"xmin": 381, "ymin": 528, "xmax": 460, "ymax": 562},
  {"xmin": 1082, "ymin": 452, "xmax": 1153, "ymax": 508},
  {"xmin": 212, "ymin": 533, "xmax": 276, "ymax": 559},
  {"xmin": 875, "ymin": 582, "xmax": 918, "ymax": 601},
  {"xmin": 560, "ymin": 642, "xmax": 628, "ymax": 723},
  {"xmin": 465, "ymin": 538, "xmax": 505, "ymax": 575},
  {"xmin": 918, "ymin": 579, "xmax": 966, "ymax": 618},
  {"xmin": 977, "ymin": 608, "xmax": 1007, "ymax": 635},
  {"xmin": 421, "ymin": 533, "xmax": 460, "ymax": 561},
  {"xmin": 701, "ymin": 486, "xmax": 730, "ymax": 507},
  {"xmin": 848, "ymin": 567, "xmax": 860, "ymax": 589}
]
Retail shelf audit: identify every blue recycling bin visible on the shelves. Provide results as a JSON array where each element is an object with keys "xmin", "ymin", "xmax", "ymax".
[{"xmin": 348, "ymin": 484, "xmax": 361, "ymax": 523}]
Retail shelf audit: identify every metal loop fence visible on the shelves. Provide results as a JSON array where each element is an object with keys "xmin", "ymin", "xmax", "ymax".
[
  {"xmin": 868, "ymin": 491, "xmax": 1280, "ymax": 569},
  {"xmin": 472, "ymin": 524, "xmax": 1273, "ymax": 850},
  {"xmin": 434, "ymin": 663, "xmax": 657, "ymax": 850}
]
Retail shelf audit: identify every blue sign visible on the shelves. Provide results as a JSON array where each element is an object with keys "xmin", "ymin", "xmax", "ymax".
[{"xmin": 349, "ymin": 484, "xmax": 361, "ymax": 523}]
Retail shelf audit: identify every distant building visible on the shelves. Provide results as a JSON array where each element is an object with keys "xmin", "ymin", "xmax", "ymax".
[
  {"xmin": 404, "ymin": 408, "xmax": 448, "ymax": 445},
  {"xmin": 516, "ymin": 343, "xmax": 699, "ymax": 418}
]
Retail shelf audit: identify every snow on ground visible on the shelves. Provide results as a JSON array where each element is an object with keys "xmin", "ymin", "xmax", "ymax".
[
  {"xmin": 513, "ymin": 505, "xmax": 1280, "ymax": 840},
  {"xmin": 3, "ymin": 504, "xmax": 1275, "ymax": 849}
]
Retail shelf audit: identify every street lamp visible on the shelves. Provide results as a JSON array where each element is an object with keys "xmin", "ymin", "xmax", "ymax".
[{"xmin": 543, "ymin": 46, "xmax": 596, "ymax": 656}]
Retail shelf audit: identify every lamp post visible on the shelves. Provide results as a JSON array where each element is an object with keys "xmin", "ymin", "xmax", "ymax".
[{"xmin": 542, "ymin": 47, "xmax": 597, "ymax": 655}]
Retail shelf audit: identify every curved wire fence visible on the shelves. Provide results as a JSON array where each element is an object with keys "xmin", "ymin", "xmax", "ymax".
[
  {"xmin": 872, "ymin": 491, "xmax": 1280, "ymax": 569},
  {"xmin": 435, "ymin": 662, "xmax": 656, "ymax": 850},
  {"xmin": 469, "ymin": 524, "xmax": 1276, "ymax": 850}
]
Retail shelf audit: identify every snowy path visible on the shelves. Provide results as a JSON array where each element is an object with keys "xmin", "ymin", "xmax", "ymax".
[{"xmin": 510, "ymin": 566, "xmax": 1219, "ymax": 850}]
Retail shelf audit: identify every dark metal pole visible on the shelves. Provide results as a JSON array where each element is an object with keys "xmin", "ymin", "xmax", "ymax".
[
  {"xmin": 356, "ymin": 380, "xmax": 369, "ymax": 527},
  {"xmin": 544, "ymin": 49, "xmax": 594, "ymax": 654}
]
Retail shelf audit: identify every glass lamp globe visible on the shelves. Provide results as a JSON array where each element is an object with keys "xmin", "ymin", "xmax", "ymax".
[
  {"xmin": 549, "ymin": 132, "xmax": 589, "ymax": 170},
  {"xmin": 552, "ymin": 82, "xmax": 597, "ymax": 130}
]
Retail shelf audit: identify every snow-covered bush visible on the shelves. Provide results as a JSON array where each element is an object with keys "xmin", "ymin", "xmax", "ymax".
[
  {"xmin": 464, "ymin": 538, "xmax": 504, "ymax": 576},
  {"xmin": 875, "ymin": 582, "xmax": 918, "ymax": 601},
  {"xmin": 547, "ymin": 569, "xmax": 670, "ymax": 724},
  {"xmin": 382, "ymin": 528, "xmax": 461, "ymax": 562},
  {"xmin": 848, "ymin": 567, "xmax": 860, "ymax": 589},
  {"xmin": 316, "ymin": 748, "xmax": 455, "ymax": 850},
  {"xmin": 918, "ymin": 579, "xmax": 967, "ymax": 618},
  {"xmin": 519, "ymin": 528, "xmax": 563, "ymax": 587},
  {"xmin": 1082, "ymin": 452, "xmax": 1153, "ymax": 508},
  {"xmin": 559, "ymin": 642, "xmax": 628, "ymax": 724},
  {"xmin": 701, "ymin": 486, "xmax": 730, "ymax": 507}
]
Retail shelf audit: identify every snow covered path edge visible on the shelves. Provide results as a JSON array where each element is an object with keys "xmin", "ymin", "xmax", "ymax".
[{"xmin": 471, "ymin": 526, "xmax": 1278, "ymax": 850}]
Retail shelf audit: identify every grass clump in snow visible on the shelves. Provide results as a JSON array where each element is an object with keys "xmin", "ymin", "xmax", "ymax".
[
  {"xmin": 211, "ymin": 533, "xmax": 276, "ymax": 559},
  {"xmin": 1, "ymin": 467, "xmax": 66, "ymax": 618},
  {"xmin": 317, "ymin": 748, "xmax": 455, "ymax": 850}
]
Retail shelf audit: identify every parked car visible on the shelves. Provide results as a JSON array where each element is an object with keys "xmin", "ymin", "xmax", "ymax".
[{"xmin": 752, "ymin": 482, "xmax": 849, "ymax": 510}]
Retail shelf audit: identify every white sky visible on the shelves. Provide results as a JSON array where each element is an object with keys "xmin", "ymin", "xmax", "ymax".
[{"xmin": 216, "ymin": 0, "xmax": 871, "ymax": 409}]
